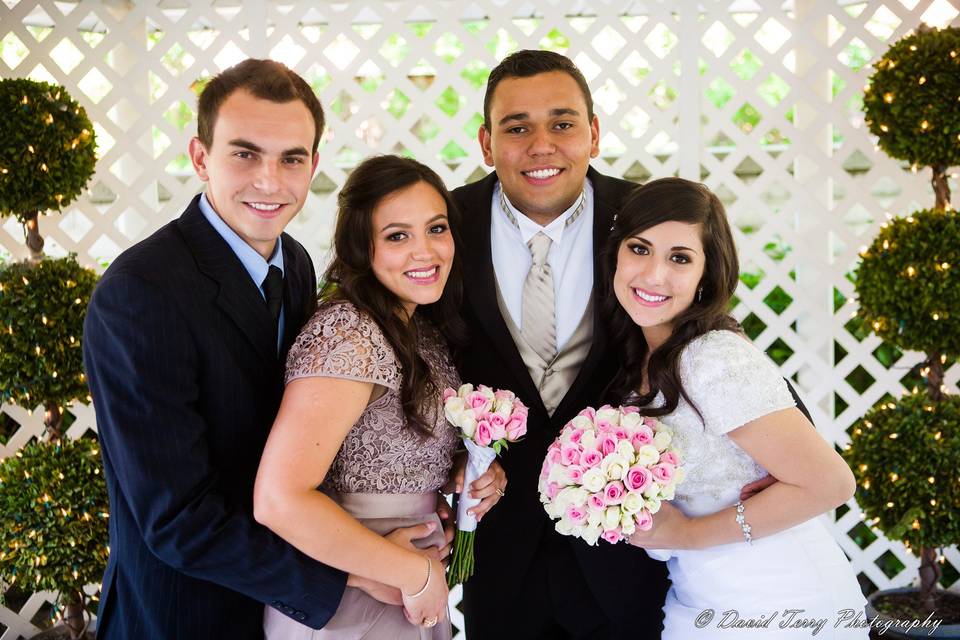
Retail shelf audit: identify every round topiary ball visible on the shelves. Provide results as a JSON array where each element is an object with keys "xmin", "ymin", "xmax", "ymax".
[
  {"xmin": 855, "ymin": 208, "xmax": 960, "ymax": 356},
  {"xmin": 0, "ymin": 255, "xmax": 99, "ymax": 410},
  {"xmin": 843, "ymin": 391, "xmax": 960, "ymax": 553},
  {"xmin": 0, "ymin": 436, "xmax": 109, "ymax": 605},
  {"xmin": 863, "ymin": 25, "xmax": 960, "ymax": 169},
  {"xmin": 0, "ymin": 79, "xmax": 97, "ymax": 223}
]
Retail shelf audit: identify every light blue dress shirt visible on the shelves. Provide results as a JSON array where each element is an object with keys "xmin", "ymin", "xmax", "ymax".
[{"xmin": 198, "ymin": 193, "xmax": 285, "ymax": 352}]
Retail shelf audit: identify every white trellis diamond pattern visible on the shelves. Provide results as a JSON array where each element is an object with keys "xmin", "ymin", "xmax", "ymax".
[{"xmin": 1, "ymin": 1, "xmax": 959, "ymax": 637}]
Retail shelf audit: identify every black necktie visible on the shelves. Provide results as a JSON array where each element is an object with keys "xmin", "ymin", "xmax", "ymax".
[{"xmin": 261, "ymin": 265, "xmax": 283, "ymax": 328}]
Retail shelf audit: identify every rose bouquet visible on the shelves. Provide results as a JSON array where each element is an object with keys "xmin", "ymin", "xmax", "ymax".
[
  {"xmin": 539, "ymin": 405, "xmax": 685, "ymax": 546},
  {"xmin": 442, "ymin": 383, "xmax": 528, "ymax": 586}
]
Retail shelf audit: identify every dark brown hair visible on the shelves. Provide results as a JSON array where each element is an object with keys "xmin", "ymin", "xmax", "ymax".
[
  {"xmin": 197, "ymin": 59, "xmax": 325, "ymax": 153},
  {"xmin": 602, "ymin": 177, "xmax": 741, "ymax": 417},
  {"xmin": 321, "ymin": 155, "xmax": 465, "ymax": 436},
  {"xmin": 483, "ymin": 49, "xmax": 594, "ymax": 130}
]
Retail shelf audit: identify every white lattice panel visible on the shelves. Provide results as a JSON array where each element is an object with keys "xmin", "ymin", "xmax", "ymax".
[{"xmin": 1, "ymin": 1, "xmax": 959, "ymax": 637}]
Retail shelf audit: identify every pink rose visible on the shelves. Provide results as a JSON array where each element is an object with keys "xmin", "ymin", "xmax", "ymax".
[
  {"xmin": 466, "ymin": 391, "xmax": 491, "ymax": 412},
  {"xmin": 540, "ymin": 458, "xmax": 551, "ymax": 479},
  {"xmin": 604, "ymin": 481, "xmax": 626, "ymax": 505},
  {"xmin": 561, "ymin": 443, "xmax": 582, "ymax": 466},
  {"xmin": 505, "ymin": 416, "xmax": 527, "ymax": 440},
  {"xmin": 631, "ymin": 425, "xmax": 654, "ymax": 449},
  {"xmin": 601, "ymin": 527, "xmax": 622, "ymax": 544},
  {"xmin": 546, "ymin": 481, "xmax": 560, "ymax": 499},
  {"xmin": 595, "ymin": 419, "xmax": 614, "ymax": 433},
  {"xmin": 494, "ymin": 389, "xmax": 514, "ymax": 401},
  {"xmin": 547, "ymin": 443, "xmax": 562, "ymax": 464},
  {"xmin": 624, "ymin": 465, "xmax": 653, "ymax": 492},
  {"xmin": 487, "ymin": 414, "xmax": 507, "ymax": 440},
  {"xmin": 651, "ymin": 463, "xmax": 675, "ymax": 484},
  {"xmin": 588, "ymin": 493, "xmax": 606, "ymax": 510},
  {"xmin": 621, "ymin": 405, "xmax": 640, "ymax": 414},
  {"xmin": 568, "ymin": 466, "xmax": 584, "ymax": 483},
  {"xmin": 475, "ymin": 420, "xmax": 493, "ymax": 446},
  {"xmin": 565, "ymin": 504, "xmax": 588, "ymax": 526},
  {"xmin": 635, "ymin": 509, "xmax": 653, "ymax": 531},
  {"xmin": 659, "ymin": 451, "xmax": 679, "ymax": 466},
  {"xmin": 614, "ymin": 428, "xmax": 629, "ymax": 441},
  {"xmin": 568, "ymin": 428, "xmax": 585, "ymax": 444},
  {"xmin": 442, "ymin": 387, "xmax": 457, "ymax": 402},
  {"xmin": 600, "ymin": 435, "xmax": 617, "ymax": 456},
  {"xmin": 512, "ymin": 399, "xmax": 529, "ymax": 415},
  {"xmin": 578, "ymin": 406, "xmax": 596, "ymax": 421},
  {"xmin": 582, "ymin": 450, "xmax": 603, "ymax": 468},
  {"xmin": 643, "ymin": 417, "xmax": 658, "ymax": 429}
]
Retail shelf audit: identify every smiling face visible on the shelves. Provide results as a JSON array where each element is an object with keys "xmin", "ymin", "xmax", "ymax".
[
  {"xmin": 478, "ymin": 71, "xmax": 599, "ymax": 225},
  {"xmin": 189, "ymin": 89, "xmax": 319, "ymax": 259},
  {"xmin": 370, "ymin": 180, "xmax": 454, "ymax": 319},
  {"xmin": 613, "ymin": 220, "xmax": 706, "ymax": 350}
]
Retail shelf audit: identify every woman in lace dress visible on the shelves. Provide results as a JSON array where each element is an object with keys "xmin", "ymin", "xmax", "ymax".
[
  {"xmin": 602, "ymin": 178, "xmax": 867, "ymax": 638},
  {"xmin": 254, "ymin": 156, "xmax": 505, "ymax": 639}
]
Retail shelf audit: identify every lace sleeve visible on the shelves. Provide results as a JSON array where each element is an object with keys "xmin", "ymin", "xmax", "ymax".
[
  {"xmin": 679, "ymin": 330, "xmax": 796, "ymax": 435},
  {"xmin": 285, "ymin": 301, "xmax": 400, "ymax": 389}
]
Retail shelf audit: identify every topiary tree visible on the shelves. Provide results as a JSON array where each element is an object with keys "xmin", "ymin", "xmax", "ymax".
[
  {"xmin": 0, "ymin": 437, "xmax": 109, "ymax": 639},
  {"xmin": 0, "ymin": 79, "xmax": 97, "ymax": 261},
  {"xmin": 863, "ymin": 24, "xmax": 960, "ymax": 211},
  {"xmin": 846, "ymin": 23, "xmax": 960, "ymax": 618},
  {"xmin": 0, "ymin": 255, "xmax": 98, "ymax": 440}
]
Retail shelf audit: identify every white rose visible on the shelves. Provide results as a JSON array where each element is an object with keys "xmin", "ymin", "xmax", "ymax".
[
  {"xmin": 620, "ymin": 513, "xmax": 637, "ymax": 536},
  {"xmin": 642, "ymin": 483, "xmax": 660, "ymax": 499},
  {"xmin": 457, "ymin": 383, "xmax": 474, "ymax": 397},
  {"xmin": 660, "ymin": 485, "xmax": 676, "ymax": 501},
  {"xmin": 646, "ymin": 497, "xmax": 662, "ymax": 514},
  {"xmin": 444, "ymin": 398, "xmax": 466, "ymax": 424},
  {"xmin": 587, "ymin": 509, "xmax": 603, "ymax": 528},
  {"xmin": 556, "ymin": 518, "xmax": 574, "ymax": 537},
  {"xmin": 622, "ymin": 492, "xmax": 644, "ymax": 514},
  {"xmin": 544, "ymin": 502, "xmax": 563, "ymax": 519},
  {"xmin": 582, "ymin": 523, "xmax": 603, "ymax": 546},
  {"xmin": 580, "ymin": 430, "xmax": 597, "ymax": 450},
  {"xmin": 603, "ymin": 459, "xmax": 628, "ymax": 482},
  {"xmin": 582, "ymin": 468, "xmax": 606, "ymax": 493},
  {"xmin": 570, "ymin": 415, "xmax": 593, "ymax": 431},
  {"xmin": 564, "ymin": 487, "xmax": 589, "ymax": 507},
  {"xmin": 635, "ymin": 445, "xmax": 659, "ymax": 466},
  {"xmin": 604, "ymin": 507, "xmax": 622, "ymax": 530},
  {"xmin": 653, "ymin": 431, "xmax": 672, "ymax": 451},
  {"xmin": 460, "ymin": 414, "xmax": 477, "ymax": 439},
  {"xmin": 620, "ymin": 412, "xmax": 642, "ymax": 429},
  {"xmin": 492, "ymin": 398, "xmax": 513, "ymax": 417},
  {"xmin": 547, "ymin": 464, "xmax": 570, "ymax": 487},
  {"xmin": 596, "ymin": 406, "xmax": 620, "ymax": 425},
  {"xmin": 615, "ymin": 439, "xmax": 635, "ymax": 460}
]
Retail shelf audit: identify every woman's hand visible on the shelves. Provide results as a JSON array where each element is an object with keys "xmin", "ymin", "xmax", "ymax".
[
  {"xmin": 627, "ymin": 501, "xmax": 694, "ymax": 550},
  {"xmin": 400, "ymin": 557, "xmax": 448, "ymax": 629}
]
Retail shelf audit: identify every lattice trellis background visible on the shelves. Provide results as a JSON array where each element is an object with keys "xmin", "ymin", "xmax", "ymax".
[{"xmin": 1, "ymin": 0, "xmax": 959, "ymax": 637}]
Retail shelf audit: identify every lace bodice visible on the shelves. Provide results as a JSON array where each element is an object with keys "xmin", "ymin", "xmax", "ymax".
[
  {"xmin": 650, "ymin": 330, "xmax": 796, "ymax": 517},
  {"xmin": 285, "ymin": 300, "xmax": 460, "ymax": 494}
]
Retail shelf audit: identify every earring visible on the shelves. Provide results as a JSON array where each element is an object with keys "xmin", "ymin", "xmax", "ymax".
[{"xmin": 696, "ymin": 286, "xmax": 703, "ymax": 303}]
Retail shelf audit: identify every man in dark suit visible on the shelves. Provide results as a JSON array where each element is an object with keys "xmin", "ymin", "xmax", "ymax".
[
  {"xmin": 83, "ymin": 59, "xmax": 403, "ymax": 639},
  {"xmin": 451, "ymin": 50, "xmax": 669, "ymax": 639}
]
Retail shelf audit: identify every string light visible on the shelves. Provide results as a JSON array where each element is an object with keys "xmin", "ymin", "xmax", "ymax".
[
  {"xmin": 880, "ymin": 124, "xmax": 889, "ymax": 132},
  {"xmin": 919, "ymin": 76, "xmax": 927, "ymax": 85},
  {"xmin": 906, "ymin": 266, "xmax": 916, "ymax": 277},
  {"xmin": 920, "ymin": 120, "xmax": 929, "ymax": 130},
  {"xmin": 890, "ymin": 473, "xmax": 899, "ymax": 481}
]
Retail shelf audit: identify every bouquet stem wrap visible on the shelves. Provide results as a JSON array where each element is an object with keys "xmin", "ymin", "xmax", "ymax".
[{"xmin": 448, "ymin": 439, "xmax": 497, "ymax": 587}]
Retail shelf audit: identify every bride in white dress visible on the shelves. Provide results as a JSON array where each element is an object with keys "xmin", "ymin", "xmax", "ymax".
[{"xmin": 603, "ymin": 177, "xmax": 868, "ymax": 638}]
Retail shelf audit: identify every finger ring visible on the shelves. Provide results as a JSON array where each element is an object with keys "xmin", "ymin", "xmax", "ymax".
[
  {"xmin": 495, "ymin": 488, "xmax": 505, "ymax": 497},
  {"xmin": 423, "ymin": 616, "xmax": 438, "ymax": 628}
]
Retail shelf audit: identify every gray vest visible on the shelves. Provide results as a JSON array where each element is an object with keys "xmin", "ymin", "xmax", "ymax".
[{"xmin": 495, "ymin": 282, "xmax": 594, "ymax": 417}]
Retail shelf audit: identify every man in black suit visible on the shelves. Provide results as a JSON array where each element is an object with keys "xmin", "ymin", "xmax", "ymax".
[
  {"xmin": 451, "ymin": 50, "xmax": 669, "ymax": 639},
  {"xmin": 83, "ymin": 59, "xmax": 413, "ymax": 639}
]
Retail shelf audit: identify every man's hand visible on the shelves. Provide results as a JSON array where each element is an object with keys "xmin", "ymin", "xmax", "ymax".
[
  {"xmin": 346, "ymin": 574, "xmax": 402, "ymax": 605},
  {"xmin": 467, "ymin": 460, "xmax": 507, "ymax": 522},
  {"xmin": 739, "ymin": 474, "xmax": 778, "ymax": 501}
]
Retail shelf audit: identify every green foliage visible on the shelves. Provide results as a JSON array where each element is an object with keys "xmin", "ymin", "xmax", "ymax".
[
  {"xmin": 0, "ymin": 255, "xmax": 99, "ymax": 409},
  {"xmin": 854, "ymin": 208, "xmax": 960, "ymax": 356},
  {"xmin": 0, "ymin": 437, "xmax": 109, "ymax": 605},
  {"xmin": 0, "ymin": 79, "xmax": 97, "ymax": 222},
  {"xmin": 843, "ymin": 392, "xmax": 960, "ymax": 553},
  {"xmin": 863, "ymin": 26, "xmax": 960, "ymax": 169}
]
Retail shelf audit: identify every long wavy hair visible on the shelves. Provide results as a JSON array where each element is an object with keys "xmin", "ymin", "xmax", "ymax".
[
  {"xmin": 602, "ymin": 177, "xmax": 741, "ymax": 418},
  {"xmin": 320, "ymin": 155, "xmax": 466, "ymax": 436}
]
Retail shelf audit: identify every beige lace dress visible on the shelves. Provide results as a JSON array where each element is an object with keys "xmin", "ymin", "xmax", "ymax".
[{"xmin": 263, "ymin": 300, "xmax": 460, "ymax": 640}]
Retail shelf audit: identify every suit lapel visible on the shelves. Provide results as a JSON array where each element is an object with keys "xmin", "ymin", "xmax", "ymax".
[
  {"xmin": 460, "ymin": 173, "xmax": 547, "ymax": 416},
  {"xmin": 177, "ymin": 196, "xmax": 278, "ymax": 366}
]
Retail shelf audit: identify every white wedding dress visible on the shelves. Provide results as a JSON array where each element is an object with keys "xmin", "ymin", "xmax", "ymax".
[{"xmin": 646, "ymin": 330, "xmax": 868, "ymax": 639}]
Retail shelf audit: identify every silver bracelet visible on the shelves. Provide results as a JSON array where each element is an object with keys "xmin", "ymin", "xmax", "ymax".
[
  {"xmin": 405, "ymin": 557, "xmax": 432, "ymax": 599},
  {"xmin": 735, "ymin": 501, "xmax": 753, "ymax": 545}
]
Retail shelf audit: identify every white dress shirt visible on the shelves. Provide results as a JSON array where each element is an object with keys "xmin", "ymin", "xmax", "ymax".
[{"xmin": 490, "ymin": 179, "xmax": 595, "ymax": 351}]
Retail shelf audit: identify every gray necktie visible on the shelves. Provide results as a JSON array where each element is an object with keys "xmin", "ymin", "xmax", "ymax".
[{"xmin": 522, "ymin": 232, "xmax": 556, "ymax": 363}]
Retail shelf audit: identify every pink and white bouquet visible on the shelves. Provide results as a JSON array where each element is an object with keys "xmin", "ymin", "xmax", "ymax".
[
  {"xmin": 442, "ymin": 383, "xmax": 528, "ymax": 586},
  {"xmin": 539, "ymin": 405, "xmax": 685, "ymax": 546}
]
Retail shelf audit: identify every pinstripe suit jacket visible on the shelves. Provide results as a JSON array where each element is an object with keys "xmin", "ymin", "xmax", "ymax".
[{"xmin": 83, "ymin": 196, "xmax": 346, "ymax": 639}]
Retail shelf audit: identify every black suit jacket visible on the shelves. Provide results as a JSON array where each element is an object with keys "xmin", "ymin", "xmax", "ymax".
[
  {"xmin": 83, "ymin": 196, "xmax": 346, "ymax": 639},
  {"xmin": 451, "ymin": 168, "xmax": 669, "ymax": 634}
]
